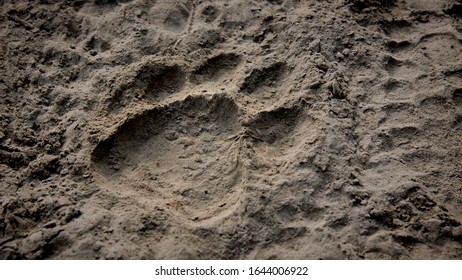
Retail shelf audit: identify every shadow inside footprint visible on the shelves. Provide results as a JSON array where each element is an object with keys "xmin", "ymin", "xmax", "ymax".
[
  {"xmin": 144, "ymin": 65, "xmax": 186, "ymax": 101},
  {"xmin": 191, "ymin": 53, "xmax": 242, "ymax": 84},
  {"xmin": 242, "ymin": 106, "xmax": 309, "ymax": 159},
  {"xmin": 452, "ymin": 88, "xmax": 462, "ymax": 106},
  {"xmin": 108, "ymin": 61, "xmax": 186, "ymax": 111},
  {"xmin": 240, "ymin": 62, "xmax": 287, "ymax": 94},
  {"xmin": 246, "ymin": 106, "xmax": 301, "ymax": 144}
]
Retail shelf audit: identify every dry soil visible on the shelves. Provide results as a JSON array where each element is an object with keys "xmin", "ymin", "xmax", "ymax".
[{"xmin": 1, "ymin": 0, "xmax": 461, "ymax": 259}]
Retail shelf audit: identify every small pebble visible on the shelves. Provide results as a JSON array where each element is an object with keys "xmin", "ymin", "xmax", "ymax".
[
  {"xmin": 341, "ymin": 48, "xmax": 350, "ymax": 56},
  {"xmin": 309, "ymin": 39, "xmax": 321, "ymax": 53}
]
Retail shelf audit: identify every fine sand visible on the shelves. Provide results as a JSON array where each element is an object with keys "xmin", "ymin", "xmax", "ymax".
[{"xmin": 1, "ymin": 0, "xmax": 461, "ymax": 259}]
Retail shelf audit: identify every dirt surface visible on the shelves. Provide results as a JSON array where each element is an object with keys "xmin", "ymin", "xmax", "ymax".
[{"xmin": 1, "ymin": 0, "xmax": 461, "ymax": 259}]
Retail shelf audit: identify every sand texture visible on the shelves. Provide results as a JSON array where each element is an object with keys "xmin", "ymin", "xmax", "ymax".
[{"xmin": 1, "ymin": 0, "xmax": 461, "ymax": 259}]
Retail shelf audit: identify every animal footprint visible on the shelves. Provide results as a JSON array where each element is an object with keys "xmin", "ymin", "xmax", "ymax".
[
  {"xmin": 93, "ymin": 94, "xmax": 244, "ymax": 221},
  {"xmin": 240, "ymin": 62, "xmax": 287, "ymax": 94},
  {"xmin": 94, "ymin": 51, "xmax": 309, "ymax": 224},
  {"xmin": 190, "ymin": 53, "xmax": 241, "ymax": 84},
  {"xmin": 147, "ymin": 1, "xmax": 192, "ymax": 33},
  {"xmin": 245, "ymin": 106, "xmax": 306, "ymax": 158},
  {"xmin": 417, "ymin": 33, "xmax": 462, "ymax": 67},
  {"xmin": 107, "ymin": 59, "xmax": 186, "ymax": 111},
  {"xmin": 144, "ymin": 64, "xmax": 186, "ymax": 101}
]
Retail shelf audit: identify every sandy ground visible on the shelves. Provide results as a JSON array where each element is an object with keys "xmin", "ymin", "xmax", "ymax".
[{"xmin": 1, "ymin": 0, "xmax": 461, "ymax": 259}]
